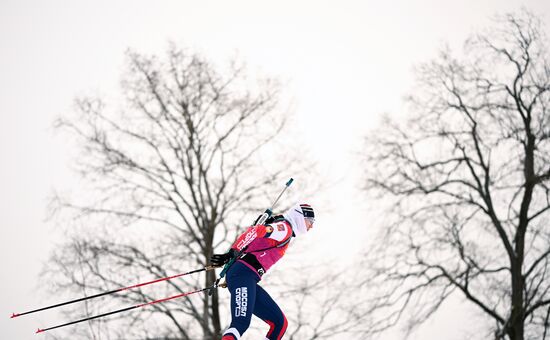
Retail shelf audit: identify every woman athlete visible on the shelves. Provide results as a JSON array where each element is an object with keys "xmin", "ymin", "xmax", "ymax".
[{"xmin": 210, "ymin": 203, "xmax": 315, "ymax": 340}]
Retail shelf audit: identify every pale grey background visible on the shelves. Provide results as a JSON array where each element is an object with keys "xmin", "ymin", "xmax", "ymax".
[{"xmin": 1, "ymin": 1, "xmax": 549, "ymax": 339}]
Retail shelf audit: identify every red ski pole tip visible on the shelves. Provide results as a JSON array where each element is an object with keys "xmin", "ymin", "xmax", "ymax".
[
  {"xmin": 36, "ymin": 328, "xmax": 44, "ymax": 334},
  {"xmin": 10, "ymin": 313, "xmax": 20, "ymax": 318}
]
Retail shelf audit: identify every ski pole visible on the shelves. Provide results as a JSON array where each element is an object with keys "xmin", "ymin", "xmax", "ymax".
[
  {"xmin": 12, "ymin": 266, "xmax": 218, "ymax": 319},
  {"xmin": 212, "ymin": 178, "xmax": 294, "ymax": 291},
  {"xmin": 255, "ymin": 177, "xmax": 294, "ymax": 227},
  {"xmin": 35, "ymin": 286, "xmax": 213, "ymax": 334}
]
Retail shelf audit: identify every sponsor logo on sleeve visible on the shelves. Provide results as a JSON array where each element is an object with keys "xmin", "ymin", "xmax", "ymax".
[{"xmin": 237, "ymin": 229, "xmax": 257, "ymax": 250}]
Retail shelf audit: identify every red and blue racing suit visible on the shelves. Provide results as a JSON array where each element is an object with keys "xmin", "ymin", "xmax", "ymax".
[{"xmin": 221, "ymin": 218, "xmax": 293, "ymax": 340}]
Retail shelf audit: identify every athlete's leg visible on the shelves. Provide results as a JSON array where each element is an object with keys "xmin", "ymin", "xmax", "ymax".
[
  {"xmin": 253, "ymin": 284, "xmax": 288, "ymax": 340},
  {"xmin": 221, "ymin": 262, "xmax": 260, "ymax": 340}
]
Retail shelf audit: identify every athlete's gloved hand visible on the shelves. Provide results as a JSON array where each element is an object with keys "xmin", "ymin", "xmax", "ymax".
[
  {"xmin": 210, "ymin": 249, "xmax": 237, "ymax": 267},
  {"xmin": 252, "ymin": 214, "xmax": 279, "ymax": 225}
]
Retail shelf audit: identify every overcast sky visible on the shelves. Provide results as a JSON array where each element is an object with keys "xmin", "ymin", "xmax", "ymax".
[{"xmin": 1, "ymin": 1, "xmax": 549, "ymax": 339}]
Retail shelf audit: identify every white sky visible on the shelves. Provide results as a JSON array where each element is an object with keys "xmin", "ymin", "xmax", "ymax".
[{"xmin": 1, "ymin": 1, "xmax": 549, "ymax": 339}]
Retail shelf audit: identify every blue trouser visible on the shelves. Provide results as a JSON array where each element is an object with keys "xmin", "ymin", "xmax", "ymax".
[{"xmin": 222, "ymin": 261, "xmax": 288, "ymax": 340}]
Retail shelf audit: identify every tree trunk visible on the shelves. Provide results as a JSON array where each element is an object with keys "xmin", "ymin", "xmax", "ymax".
[
  {"xmin": 210, "ymin": 269, "xmax": 222, "ymax": 338},
  {"xmin": 508, "ymin": 260, "xmax": 525, "ymax": 340}
]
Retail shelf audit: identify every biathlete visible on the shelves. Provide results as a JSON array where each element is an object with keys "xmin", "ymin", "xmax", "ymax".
[{"xmin": 210, "ymin": 203, "xmax": 315, "ymax": 340}]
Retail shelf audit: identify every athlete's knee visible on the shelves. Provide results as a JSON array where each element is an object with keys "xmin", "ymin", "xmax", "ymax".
[
  {"xmin": 265, "ymin": 312, "xmax": 288, "ymax": 340},
  {"xmin": 278, "ymin": 313, "xmax": 288, "ymax": 338}
]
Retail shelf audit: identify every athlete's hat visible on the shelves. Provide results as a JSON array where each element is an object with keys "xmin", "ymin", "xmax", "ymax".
[
  {"xmin": 283, "ymin": 203, "xmax": 315, "ymax": 236},
  {"xmin": 300, "ymin": 204, "xmax": 315, "ymax": 219}
]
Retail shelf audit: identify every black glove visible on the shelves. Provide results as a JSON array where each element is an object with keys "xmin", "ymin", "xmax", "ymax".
[
  {"xmin": 252, "ymin": 214, "xmax": 280, "ymax": 226},
  {"xmin": 210, "ymin": 249, "xmax": 237, "ymax": 267}
]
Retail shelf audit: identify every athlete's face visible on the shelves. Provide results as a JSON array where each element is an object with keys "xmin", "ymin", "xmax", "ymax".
[{"xmin": 304, "ymin": 217, "xmax": 314, "ymax": 231}]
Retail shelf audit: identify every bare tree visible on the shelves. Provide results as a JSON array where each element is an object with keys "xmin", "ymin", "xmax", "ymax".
[
  {"xmin": 359, "ymin": 10, "xmax": 550, "ymax": 340},
  {"xmin": 263, "ymin": 257, "xmax": 357, "ymax": 340},
  {"xmin": 44, "ymin": 43, "xmax": 299, "ymax": 339},
  {"xmin": 282, "ymin": 271, "xmax": 355, "ymax": 340}
]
